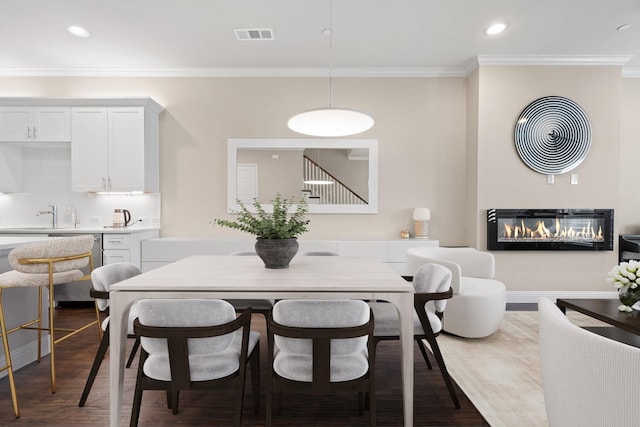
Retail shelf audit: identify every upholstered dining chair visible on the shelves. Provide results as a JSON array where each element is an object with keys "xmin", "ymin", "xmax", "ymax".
[
  {"xmin": 266, "ymin": 299, "xmax": 376, "ymax": 427},
  {"xmin": 227, "ymin": 251, "xmax": 274, "ymax": 316},
  {"xmin": 130, "ymin": 298, "xmax": 260, "ymax": 427},
  {"xmin": 368, "ymin": 263, "xmax": 460, "ymax": 408},
  {"xmin": 78, "ymin": 262, "xmax": 142, "ymax": 407},
  {"xmin": 406, "ymin": 247, "xmax": 506, "ymax": 338},
  {"xmin": 0, "ymin": 234, "xmax": 98, "ymax": 418},
  {"xmin": 538, "ymin": 297, "xmax": 640, "ymax": 427}
]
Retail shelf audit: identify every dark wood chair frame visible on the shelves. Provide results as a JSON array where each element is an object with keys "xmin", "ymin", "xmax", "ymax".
[
  {"xmin": 78, "ymin": 288, "xmax": 140, "ymax": 407},
  {"xmin": 266, "ymin": 308, "xmax": 376, "ymax": 427},
  {"xmin": 130, "ymin": 308, "xmax": 259, "ymax": 427},
  {"xmin": 372, "ymin": 275, "xmax": 460, "ymax": 409}
]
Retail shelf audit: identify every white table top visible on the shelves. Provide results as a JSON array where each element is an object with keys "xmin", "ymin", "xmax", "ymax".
[{"xmin": 112, "ymin": 255, "xmax": 415, "ymax": 294}]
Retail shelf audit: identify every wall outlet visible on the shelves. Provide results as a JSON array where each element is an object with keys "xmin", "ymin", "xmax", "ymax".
[{"xmin": 570, "ymin": 174, "xmax": 578, "ymax": 185}]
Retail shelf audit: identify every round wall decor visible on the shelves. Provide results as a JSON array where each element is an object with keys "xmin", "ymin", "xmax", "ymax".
[{"xmin": 514, "ymin": 96, "xmax": 592, "ymax": 175}]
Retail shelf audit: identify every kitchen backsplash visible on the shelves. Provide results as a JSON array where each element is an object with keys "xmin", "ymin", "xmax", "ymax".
[{"xmin": 0, "ymin": 146, "xmax": 161, "ymax": 228}]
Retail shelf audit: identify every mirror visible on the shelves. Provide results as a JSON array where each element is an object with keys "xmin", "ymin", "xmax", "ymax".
[{"xmin": 227, "ymin": 138, "xmax": 378, "ymax": 214}]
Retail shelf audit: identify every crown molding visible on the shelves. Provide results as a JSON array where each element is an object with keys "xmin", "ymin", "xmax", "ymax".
[
  {"xmin": 623, "ymin": 68, "xmax": 640, "ymax": 78},
  {"xmin": 0, "ymin": 55, "xmax": 634, "ymax": 78},
  {"xmin": 476, "ymin": 54, "xmax": 633, "ymax": 67},
  {"xmin": 0, "ymin": 66, "xmax": 466, "ymax": 78}
]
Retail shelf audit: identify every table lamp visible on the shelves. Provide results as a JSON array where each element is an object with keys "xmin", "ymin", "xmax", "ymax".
[{"xmin": 413, "ymin": 207, "xmax": 431, "ymax": 239}]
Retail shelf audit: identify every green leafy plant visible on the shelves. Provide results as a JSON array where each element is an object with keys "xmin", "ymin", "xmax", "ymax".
[{"xmin": 211, "ymin": 194, "xmax": 310, "ymax": 239}]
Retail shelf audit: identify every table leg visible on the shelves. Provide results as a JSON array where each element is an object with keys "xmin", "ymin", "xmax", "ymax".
[
  {"xmin": 110, "ymin": 293, "xmax": 131, "ymax": 427},
  {"xmin": 386, "ymin": 293, "xmax": 414, "ymax": 427}
]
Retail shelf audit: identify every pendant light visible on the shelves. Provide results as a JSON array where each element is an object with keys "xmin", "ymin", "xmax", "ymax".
[{"xmin": 287, "ymin": 0, "xmax": 374, "ymax": 137}]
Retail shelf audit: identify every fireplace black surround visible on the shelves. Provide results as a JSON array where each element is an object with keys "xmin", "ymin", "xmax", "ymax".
[{"xmin": 487, "ymin": 209, "xmax": 614, "ymax": 251}]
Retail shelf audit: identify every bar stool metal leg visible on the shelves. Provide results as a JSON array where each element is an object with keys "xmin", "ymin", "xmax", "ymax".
[{"xmin": 0, "ymin": 289, "xmax": 20, "ymax": 418}]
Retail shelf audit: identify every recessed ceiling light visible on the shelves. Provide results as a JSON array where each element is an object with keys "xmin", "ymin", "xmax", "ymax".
[
  {"xmin": 486, "ymin": 23, "xmax": 507, "ymax": 35},
  {"xmin": 67, "ymin": 25, "xmax": 90, "ymax": 38},
  {"xmin": 617, "ymin": 24, "xmax": 631, "ymax": 31}
]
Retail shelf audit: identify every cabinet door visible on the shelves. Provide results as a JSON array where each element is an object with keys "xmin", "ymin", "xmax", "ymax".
[
  {"xmin": 0, "ymin": 107, "xmax": 30, "ymax": 141},
  {"xmin": 71, "ymin": 107, "xmax": 109, "ymax": 192},
  {"xmin": 108, "ymin": 107, "xmax": 145, "ymax": 191},
  {"xmin": 33, "ymin": 107, "xmax": 70, "ymax": 142}
]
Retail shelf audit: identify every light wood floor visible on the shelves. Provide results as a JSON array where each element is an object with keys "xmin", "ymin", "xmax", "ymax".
[
  {"xmin": 0, "ymin": 306, "xmax": 488, "ymax": 426},
  {"xmin": 438, "ymin": 309, "xmax": 609, "ymax": 427}
]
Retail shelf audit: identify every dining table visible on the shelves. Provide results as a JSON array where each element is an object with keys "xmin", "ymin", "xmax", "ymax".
[{"xmin": 109, "ymin": 255, "xmax": 416, "ymax": 426}]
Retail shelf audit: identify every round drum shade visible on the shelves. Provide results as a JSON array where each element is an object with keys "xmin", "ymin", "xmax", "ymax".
[{"xmin": 514, "ymin": 96, "xmax": 592, "ymax": 175}]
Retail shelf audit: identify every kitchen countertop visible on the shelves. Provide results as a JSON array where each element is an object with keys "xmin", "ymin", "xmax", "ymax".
[
  {"xmin": 0, "ymin": 236, "xmax": 56, "ymax": 256},
  {"xmin": 0, "ymin": 225, "xmax": 161, "ymax": 234}
]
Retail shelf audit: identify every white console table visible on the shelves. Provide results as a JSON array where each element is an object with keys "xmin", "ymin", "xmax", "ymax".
[{"xmin": 141, "ymin": 238, "xmax": 439, "ymax": 274}]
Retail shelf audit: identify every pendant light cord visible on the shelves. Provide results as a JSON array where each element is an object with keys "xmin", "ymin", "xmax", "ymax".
[{"xmin": 328, "ymin": 0, "xmax": 333, "ymax": 107}]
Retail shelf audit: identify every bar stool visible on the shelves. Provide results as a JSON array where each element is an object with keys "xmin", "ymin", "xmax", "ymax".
[{"xmin": 0, "ymin": 235, "xmax": 99, "ymax": 418}]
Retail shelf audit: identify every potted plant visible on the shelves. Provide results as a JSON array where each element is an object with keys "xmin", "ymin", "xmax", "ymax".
[{"xmin": 212, "ymin": 194, "xmax": 310, "ymax": 268}]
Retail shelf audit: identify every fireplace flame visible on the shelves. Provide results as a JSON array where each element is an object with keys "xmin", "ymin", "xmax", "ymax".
[{"xmin": 501, "ymin": 219, "xmax": 604, "ymax": 242}]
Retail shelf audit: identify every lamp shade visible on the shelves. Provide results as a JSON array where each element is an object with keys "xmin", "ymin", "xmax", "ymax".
[
  {"xmin": 413, "ymin": 207, "xmax": 431, "ymax": 221},
  {"xmin": 287, "ymin": 107, "xmax": 375, "ymax": 137}
]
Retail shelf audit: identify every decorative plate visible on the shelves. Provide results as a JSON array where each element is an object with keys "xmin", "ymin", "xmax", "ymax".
[{"xmin": 514, "ymin": 96, "xmax": 592, "ymax": 174}]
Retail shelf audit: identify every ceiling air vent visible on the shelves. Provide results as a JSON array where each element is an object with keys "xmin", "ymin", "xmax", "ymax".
[{"xmin": 234, "ymin": 28, "xmax": 274, "ymax": 41}]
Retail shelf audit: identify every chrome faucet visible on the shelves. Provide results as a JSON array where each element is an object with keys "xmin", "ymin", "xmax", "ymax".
[
  {"xmin": 36, "ymin": 204, "xmax": 57, "ymax": 228},
  {"xmin": 68, "ymin": 205, "xmax": 79, "ymax": 229}
]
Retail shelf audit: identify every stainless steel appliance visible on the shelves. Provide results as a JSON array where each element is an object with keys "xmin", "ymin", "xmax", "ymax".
[
  {"xmin": 112, "ymin": 209, "xmax": 132, "ymax": 227},
  {"xmin": 48, "ymin": 233, "xmax": 102, "ymax": 305}
]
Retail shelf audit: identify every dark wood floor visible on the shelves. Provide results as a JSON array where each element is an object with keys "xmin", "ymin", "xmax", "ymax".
[{"xmin": 0, "ymin": 306, "xmax": 489, "ymax": 426}]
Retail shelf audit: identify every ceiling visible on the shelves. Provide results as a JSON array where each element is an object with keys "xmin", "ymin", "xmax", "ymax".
[{"xmin": 1, "ymin": 0, "xmax": 639, "ymax": 76}]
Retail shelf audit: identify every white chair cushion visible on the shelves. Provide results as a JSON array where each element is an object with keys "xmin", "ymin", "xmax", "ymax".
[
  {"xmin": 272, "ymin": 299, "xmax": 371, "ymax": 382},
  {"xmin": 137, "ymin": 299, "xmax": 259, "ymax": 382},
  {"xmin": 91, "ymin": 262, "xmax": 142, "ymax": 311},
  {"xmin": 274, "ymin": 351, "xmax": 369, "ymax": 383},
  {"xmin": 103, "ymin": 303, "xmax": 139, "ymax": 335},
  {"xmin": 8, "ymin": 235, "xmax": 94, "ymax": 274},
  {"xmin": 273, "ymin": 299, "xmax": 370, "ymax": 356},
  {"xmin": 144, "ymin": 331, "xmax": 260, "ymax": 382},
  {"xmin": 368, "ymin": 302, "xmax": 442, "ymax": 336}
]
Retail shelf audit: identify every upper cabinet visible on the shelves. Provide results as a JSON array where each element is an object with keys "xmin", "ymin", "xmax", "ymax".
[
  {"xmin": 0, "ymin": 106, "xmax": 70, "ymax": 142},
  {"xmin": 71, "ymin": 104, "xmax": 161, "ymax": 192}
]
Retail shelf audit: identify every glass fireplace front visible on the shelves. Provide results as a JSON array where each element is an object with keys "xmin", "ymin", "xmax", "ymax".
[{"xmin": 487, "ymin": 209, "xmax": 614, "ymax": 251}]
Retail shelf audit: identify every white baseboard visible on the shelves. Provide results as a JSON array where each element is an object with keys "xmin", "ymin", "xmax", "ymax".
[
  {"xmin": 0, "ymin": 336, "xmax": 50, "ymax": 379},
  {"xmin": 507, "ymin": 290, "xmax": 618, "ymax": 304}
]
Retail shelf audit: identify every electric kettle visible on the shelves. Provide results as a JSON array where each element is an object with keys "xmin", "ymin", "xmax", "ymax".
[{"xmin": 112, "ymin": 209, "xmax": 132, "ymax": 227}]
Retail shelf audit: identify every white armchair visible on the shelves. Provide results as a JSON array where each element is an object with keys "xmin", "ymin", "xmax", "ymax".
[
  {"xmin": 538, "ymin": 297, "xmax": 640, "ymax": 427},
  {"xmin": 406, "ymin": 247, "xmax": 506, "ymax": 338}
]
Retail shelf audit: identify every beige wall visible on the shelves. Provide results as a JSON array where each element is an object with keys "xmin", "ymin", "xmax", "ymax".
[
  {"xmin": 0, "ymin": 76, "xmax": 468, "ymax": 242},
  {"xmin": 475, "ymin": 66, "xmax": 623, "ymax": 292},
  {"xmin": 1, "ymin": 70, "xmax": 639, "ymax": 295},
  {"xmin": 619, "ymin": 78, "xmax": 640, "ymax": 235}
]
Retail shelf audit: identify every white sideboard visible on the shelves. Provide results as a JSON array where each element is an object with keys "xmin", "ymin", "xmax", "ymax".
[{"xmin": 141, "ymin": 238, "xmax": 439, "ymax": 274}]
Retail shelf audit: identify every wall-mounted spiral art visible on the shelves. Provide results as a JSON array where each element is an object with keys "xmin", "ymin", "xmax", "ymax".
[{"xmin": 513, "ymin": 95, "xmax": 592, "ymax": 174}]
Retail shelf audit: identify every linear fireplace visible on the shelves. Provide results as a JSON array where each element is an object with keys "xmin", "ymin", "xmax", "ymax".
[{"xmin": 487, "ymin": 209, "xmax": 614, "ymax": 251}]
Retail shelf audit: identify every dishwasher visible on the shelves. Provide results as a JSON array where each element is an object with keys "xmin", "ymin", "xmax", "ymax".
[{"xmin": 48, "ymin": 233, "xmax": 103, "ymax": 306}]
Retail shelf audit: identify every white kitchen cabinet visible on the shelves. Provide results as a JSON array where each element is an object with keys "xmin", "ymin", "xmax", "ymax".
[
  {"xmin": 71, "ymin": 106, "xmax": 159, "ymax": 192},
  {"xmin": 103, "ymin": 230, "xmax": 159, "ymax": 267},
  {"xmin": 0, "ymin": 106, "xmax": 70, "ymax": 142}
]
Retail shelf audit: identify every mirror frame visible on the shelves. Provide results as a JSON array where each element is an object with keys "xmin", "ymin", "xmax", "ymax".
[{"xmin": 227, "ymin": 138, "xmax": 378, "ymax": 214}]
